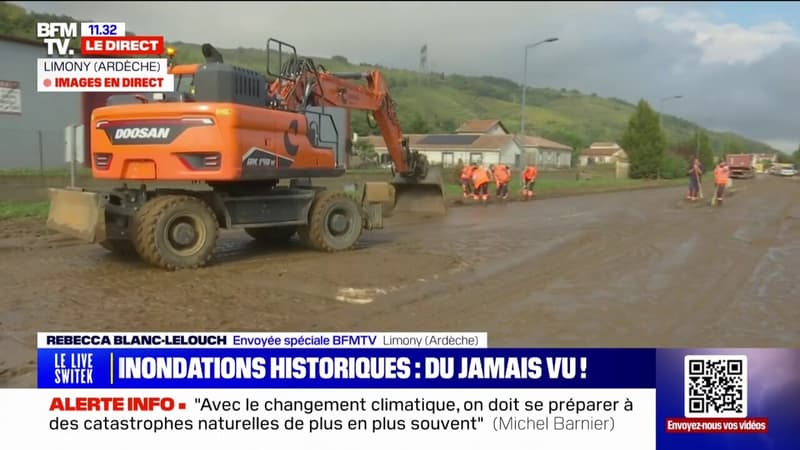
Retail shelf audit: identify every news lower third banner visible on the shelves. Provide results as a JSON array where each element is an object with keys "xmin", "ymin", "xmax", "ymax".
[{"xmin": 0, "ymin": 333, "xmax": 797, "ymax": 450}]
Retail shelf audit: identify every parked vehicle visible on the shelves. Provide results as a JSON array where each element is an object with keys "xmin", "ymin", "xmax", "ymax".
[
  {"xmin": 775, "ymin": 164, "xmax": 798, "ymax": 177},
  {"xmin": 725, "ymin": 154, "xmax": 756, "ymax": 179}
]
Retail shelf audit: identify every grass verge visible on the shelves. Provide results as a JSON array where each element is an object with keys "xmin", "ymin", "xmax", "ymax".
[
  {"xmin": 0, "ymin": 201, "xmax": 50, "ymax": 220},
  {"xmin": 0, "ymin": 167, "xmax": 93, "ymax": 177},
  {"xmin": 442, "ymin": 177, "xmax": 687, "ymax": 200},
  {"xmin": 0, "ymin": 173, "xmax": 688, "ymax": 221}
]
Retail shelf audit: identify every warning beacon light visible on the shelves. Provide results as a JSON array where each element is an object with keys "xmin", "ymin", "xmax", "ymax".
[{"xmin": 166, "ymin": 46, "xmax": 176, "ymax": 66}]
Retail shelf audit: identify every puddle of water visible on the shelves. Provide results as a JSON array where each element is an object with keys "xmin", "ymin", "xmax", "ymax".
[{"xmin": 335, "ymin": 287, "xmax": 387, "ymax": 305}]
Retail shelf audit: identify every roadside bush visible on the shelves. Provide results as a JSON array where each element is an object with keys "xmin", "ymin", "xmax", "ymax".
[{"xmin": 659, "ymin": 154, "xmax": 687, "ymax": 179}]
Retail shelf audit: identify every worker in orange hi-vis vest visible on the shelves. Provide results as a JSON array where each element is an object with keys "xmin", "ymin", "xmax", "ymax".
[
  {"xmin": 460, "ymin": 163, "xmax": 476, "ymax": 199},
  {"xmin": 492, "ymin": 163, "xmax": 512, "ymax": 199},
  {"xmin": 521, "ymin": 165, "xmax": 538, "ymax": 200},
  {"xmin": 471, "ymin": 164, "xmax": 491, "ymax": 203},
  {"xmin": 713, "ymin": 161, "xmax": 730, "ymax": 205}
]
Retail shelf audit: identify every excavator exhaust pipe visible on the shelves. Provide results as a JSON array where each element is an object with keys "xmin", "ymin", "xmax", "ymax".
[{"xmin": 388, "ymin": 167, "xmax": 447, "ymax": 217}]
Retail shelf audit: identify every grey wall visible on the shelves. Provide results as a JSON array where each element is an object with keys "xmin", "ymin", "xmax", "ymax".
[{"xmin": 0, "ymin": 39, "xmax": 82, "ymax": 169}]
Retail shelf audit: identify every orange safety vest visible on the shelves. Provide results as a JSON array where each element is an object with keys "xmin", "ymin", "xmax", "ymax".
[
  {"xmin": 472, "ymin": 167, "xmax": 490, "ymax": 186},
  {"xmin": 461, "ymin": 165, "xmax": 474, "ymax": 180},
  {"xmin": 714, "ymin": 165, "xmax": 729, "ymax": 185},
  {"xmin": 523, "ymin": 166, "xmax": 537, "ymax": 180},
  {"xmin": 493, "ymin": 164, "xmax": 511, "ymax": 184}
]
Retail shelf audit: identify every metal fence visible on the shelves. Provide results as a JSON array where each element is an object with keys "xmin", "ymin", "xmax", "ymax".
[
  {"xmin": 0, "ymin": 127, "xmax": 73, "ymax": 171},
  {"xmin": 0, "ymin": 127, "xmax": 88, "ymax": 202}
]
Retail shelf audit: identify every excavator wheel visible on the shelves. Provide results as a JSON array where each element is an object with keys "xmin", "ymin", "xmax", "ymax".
[
  {"xmin": 245, "ymin": 226, "xmax": 297, "ymax": 244},
  {"xmin": 132, "ymin": 195, "xmax": 219, "ymax": 270},
  {"xmin": 99, "ymin": 239, "xmax": 137, "ymax": 258},
  {"xmin": 298, "ymin": 190, "xmax": 362, "ymax": 252}
]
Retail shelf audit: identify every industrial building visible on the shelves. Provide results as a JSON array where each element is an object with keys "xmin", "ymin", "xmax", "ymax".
[{"xmin": 0, "ymin": 35, "xmax": 82, "ymax": 169}]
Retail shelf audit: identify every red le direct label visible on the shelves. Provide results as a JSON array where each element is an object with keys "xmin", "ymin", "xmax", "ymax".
[{"xmin": 81, "ymin": 36, "xmax": 164, "ymax": 56}]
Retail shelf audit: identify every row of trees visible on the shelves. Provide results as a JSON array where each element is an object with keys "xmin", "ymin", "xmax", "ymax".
[
  {"xmin": 621, "ymin": 100, "xmax": 717, "ymax": 179},
  {"xmin": 620, "ymin": 99, "xmax": 800, "ymax": 179},
  {"xmin": 354, "ymin": 98, "xmax": 796, "ymax": 175}
]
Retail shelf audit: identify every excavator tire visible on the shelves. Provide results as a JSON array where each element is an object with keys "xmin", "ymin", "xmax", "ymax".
[
  {"xmin": 132, "ymin": 195, "xmax": 219, "ymax": 270},
  {"xmin": 245, "ymin": 226, "xmax": 297, "ymax": 244},
  {"xmin": 298, "ymin": 190, "xmax": 362, "ymax": 252},
  {"xmin": 99, "ymin": 239, "xmax": 137, "ymax": 258}
]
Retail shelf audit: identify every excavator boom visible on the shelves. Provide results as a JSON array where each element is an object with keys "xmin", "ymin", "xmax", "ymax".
[{"xmin": 269, "ymin": 65, "xmax": 446, "ymax": 216}]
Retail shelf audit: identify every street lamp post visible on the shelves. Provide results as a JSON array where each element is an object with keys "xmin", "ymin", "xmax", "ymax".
[{"xmin": 520, "ymin": 37, "xmax": 558, "ymax": 165}]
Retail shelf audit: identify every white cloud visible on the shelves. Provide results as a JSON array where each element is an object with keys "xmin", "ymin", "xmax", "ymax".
[
  {"xmin": 763, "ymin": 139, "xmax": 798, "ymax": 153},
  {"xmin": 635, "ymin": 6, "xmax": 664, "ymax": 23},
  {"xmin": 636, "ymin": 7, "xmax": 799, "ymax": 65}
]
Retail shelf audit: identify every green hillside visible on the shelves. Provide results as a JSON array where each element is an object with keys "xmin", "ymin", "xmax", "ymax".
[{"xmin": 1, "ymin": 1, "xmax": 779, "ymax": 155}]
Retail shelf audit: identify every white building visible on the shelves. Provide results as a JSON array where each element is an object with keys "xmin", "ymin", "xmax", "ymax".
[
  {"xmin": 514, "ymin": 134, "xmax": 573, "ymax": 168},
  {"xmin": 367, "ymin": 132, "xmax": 521, "ymax": 167},
  {"xmin": 579, "ymin": 142, "xmax": 628, "ymax": 166},
  {"xmin": 366, "ymin": 119, "xmax": 573, "ymax": 168}
]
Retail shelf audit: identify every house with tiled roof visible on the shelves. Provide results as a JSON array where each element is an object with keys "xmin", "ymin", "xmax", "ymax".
[
  {"xmin": 455, "ymin": 119, "xmax": 510, "ymax": 135},
  {"xmin": 365, "ymin": 131, "xmax": 521, "ymax": 167},
  {"xmin": 579, "ymin": 142, "xmax": 628, "ymax": 166},
  {"xmin": 364, "ymin": 119, "xmax": 574, "ymax": 168},
  {"xmin": 513, "ymin": 134, "xmax": 573, "ymax": 168}
]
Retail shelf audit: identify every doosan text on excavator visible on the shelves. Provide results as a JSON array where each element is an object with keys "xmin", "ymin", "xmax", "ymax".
[{"xmin": 46, "ymin": 39, "xmax": 447, "ymax": 270}]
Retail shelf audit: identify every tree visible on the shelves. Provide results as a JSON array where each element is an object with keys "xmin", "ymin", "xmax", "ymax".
[
  {"xmin": 696, "ymin": 130, "xmax": 714, "ymax": 170},
  {"xmin": 620, "ymin": 99, "xmax": 666, "ymax": 179},
  {"xmin": 353, "ymin": 139, "xmax": 377, "ymax": 166},
  {"xmin": 407, "ymin": 113, "xmax": 431, "ymax": 134},
  {"xmin": 793, "ymin": 145, "xmax": 800, "ymax": 165},
  {"xmin": 721, "ymin": 139, "xmax": 743, "ymax": 158},
  {"xmin": 435, "ymin": 117, "xmax": 457, "ymax": 133},
  {"xmin": 669, "ymin": 138, "xmax": 697, "ymax": 161}
]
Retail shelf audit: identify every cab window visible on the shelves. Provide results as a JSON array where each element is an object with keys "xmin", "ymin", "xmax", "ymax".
[{"xmin": 175, "ymin": 75, "xmax": 195, "ymax": 96}]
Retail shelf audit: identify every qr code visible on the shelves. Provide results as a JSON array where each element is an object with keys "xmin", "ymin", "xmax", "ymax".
[{"xmin": 684, "ymin": 355, "xmax": 747, "ymax": 418}]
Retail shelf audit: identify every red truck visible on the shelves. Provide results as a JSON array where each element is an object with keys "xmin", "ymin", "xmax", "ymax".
[{"xmin": 725, "ymin": 154, "xmax": 756, "ymax": 178}]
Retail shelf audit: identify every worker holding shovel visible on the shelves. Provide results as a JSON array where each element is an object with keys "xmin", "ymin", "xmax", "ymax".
[
  {"xmin": 521, "ymin": 165, "xmax": 538, "ymax": 200},
  {"xmin": 686, "ymin": 157, "xmax": 704, "ymax": 201},
  {"xmin": 712, "ymin": 161, "xmax": 730, "ymax": 206}
]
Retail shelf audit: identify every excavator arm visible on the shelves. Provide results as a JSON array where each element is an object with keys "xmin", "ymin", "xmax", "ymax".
[
  {"xmin": 304, "ymin": 70, "xmax": 427, "ymax": 178},
  {"xmin": 268, "ymin": 65, "xmax": 445, "ymax": 215},
  {"xmin": 270, "ymin": 69, "xmax": 426, "ymax": 177}
]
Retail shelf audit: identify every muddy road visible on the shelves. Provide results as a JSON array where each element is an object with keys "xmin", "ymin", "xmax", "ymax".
[{"xmin": 1, "ymin": 175, "xmax": 799, "ymax": 386}]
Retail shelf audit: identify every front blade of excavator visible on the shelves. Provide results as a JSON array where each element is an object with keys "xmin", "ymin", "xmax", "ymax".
[
  {"xmin": 46, "ymin": 188, "xmax": 107, "ymax": 243},
  {"xmin": 389, "ymin": 167, "xmax": 447, "ymax": 216}
]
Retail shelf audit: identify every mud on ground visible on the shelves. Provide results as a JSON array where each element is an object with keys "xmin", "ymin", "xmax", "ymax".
[{"xmin": 1, "ymin": 175, "xmax": 799, "ymax": 387}]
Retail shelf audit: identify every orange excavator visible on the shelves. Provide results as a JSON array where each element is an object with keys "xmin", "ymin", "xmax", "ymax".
[{"xmin": 46, "ymin": 39, "xmax": 445, "ymax": 270}]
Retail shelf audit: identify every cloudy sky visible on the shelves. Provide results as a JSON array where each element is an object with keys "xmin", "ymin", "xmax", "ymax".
[{"xmin": 15, "ymin": 1, "xmax": 800, "ymax": 152}]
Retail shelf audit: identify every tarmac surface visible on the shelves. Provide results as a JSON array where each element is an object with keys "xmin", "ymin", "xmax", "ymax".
[{"xmin": 1, "ymin": 175, "xmax": 798, "ymax": 387}]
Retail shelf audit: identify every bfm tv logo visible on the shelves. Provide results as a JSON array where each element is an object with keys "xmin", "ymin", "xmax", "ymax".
[
  {"xmin": 36, "ymin": 22, "xmax": 164, "ymax": 57},
  {"xmin": 36, "ymin": 22, "xmax": 79, "ymax": 56}
]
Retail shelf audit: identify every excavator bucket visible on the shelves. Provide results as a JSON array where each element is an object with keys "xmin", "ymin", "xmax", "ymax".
[
  {"xmin": 389, "ymin": 168, "xmax": 447, "ymax": 216},
  {"xmin": 46, "ymin": 188, "xmax": 107, "ymax": 243}
]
